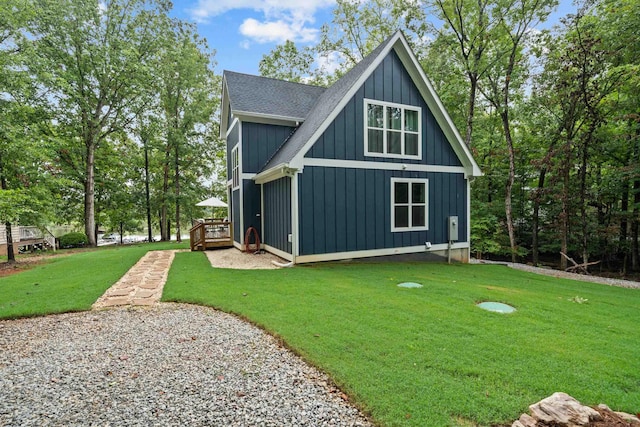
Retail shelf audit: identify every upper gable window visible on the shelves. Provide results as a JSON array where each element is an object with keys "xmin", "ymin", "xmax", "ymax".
[
  {"xmin": 231, "ymin": 145, "xmax": 240, "ymax": 189},
  {"xmin": 364, "ymin": 99, "xmax": 421, "ymax": 160}
]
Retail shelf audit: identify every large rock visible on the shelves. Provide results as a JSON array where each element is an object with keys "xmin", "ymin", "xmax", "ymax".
[
  {"xmin": 512, "ymin": 392, "xmax": 640, "ymax": 427},
  {"xmin": 529, "ymin": 392, "xmax": 602, "ymax": 426}
]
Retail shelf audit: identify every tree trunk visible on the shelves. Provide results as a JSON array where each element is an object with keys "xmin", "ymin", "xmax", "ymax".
[
  {"xmin": 160, "ymin": 143, "xmax": 171, "ymax": 241},
  {"xmin": 632, "ymin": 127, "xmax": 640, "ymax": 271},
  {"xmin": 144, "ymin": 140, "xmax": 153, "ymax": 243},
  {"xmin": 119, "ymin": 222, "xmax": 124, "ymax": 245},
  {"xmin": 532, "ymin": 168, "xmax": 547, "ymax": 266},
  {"xmin": 4, "ymin": 222, "xmax": 15, "ymax": 264},
  {"xmin": 579, "ymin": 136, "xmax": 589, "ymax": 266},
  {"xmin": 560, "ymin": 139, "xmax": 572, "ymax": 270},
  {"xmin": 0, "ymin": 158, "xmax": 15, "ymax": 264},
  {"xmin": 464, "ymin": 75, "xmax": 478, "ymax": 147},
  {"xmin": 174, "ymin": 141, "xmax": 181, "ymax": 243},
  {"xmin": 500, "ymin": 109, "xmax": 517, "ymax": 263},
  {"xmin": 632, "ymin": 184, "xmax": 639, "ymax": 271},
  {"xmin": 84, "ymin": 142, "xmax": 97, "ymax": 246}
]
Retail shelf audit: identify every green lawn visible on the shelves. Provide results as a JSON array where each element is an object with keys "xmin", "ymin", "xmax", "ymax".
[
  {"xmin": 163, "ymin": 252, "xmax": 640, "ymax": 427},
  {"xmin": 0, "ymin": 242, "xmax": 187, "ymax": 319}
]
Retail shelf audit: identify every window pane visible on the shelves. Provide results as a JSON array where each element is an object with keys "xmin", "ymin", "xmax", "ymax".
[
  {"xmin": 412, "ymin": 206, "xmax": 426, "ymax": 227},
  {"xmin": 387, "ymin": 107, "xmax": 401, "ymax": 130},
  {"xmin": 395, "ymin": 206, "xmax": 409, "ymax": 228},
  {"xmin": 411, "ymin": 182, "xmax": 425, "ymax": 203},
  {"xmin": 368, "ymin": 129, "xmax": 383, "ymax": 153},
  {"xmin": 387, "ymin": 131, "xmax": 401, "ymax": 154},
  {"xmin": 394, "ymin": 182, "xmax": 408, "ymax": 203},
  {"xmin": 405, "ymin": 109, "xmax": 418, "ymax": 132},
  {"xmin": 367, "ymin": 104, "xmax": 383, "ymax": 128},
  {"xmin": 405, "ymin": 133, "xmax": 418, "ymax": 156}
]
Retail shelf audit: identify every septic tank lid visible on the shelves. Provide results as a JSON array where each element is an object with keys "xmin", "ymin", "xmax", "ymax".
[{"xmin": 477, "ymin": 301, "xmax": 516, "ymax": 313}]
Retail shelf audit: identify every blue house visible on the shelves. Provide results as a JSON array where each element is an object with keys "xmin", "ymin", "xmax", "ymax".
[{"xmin": 220, "ymin": 31, "xmax": 481, "ymax": 264}]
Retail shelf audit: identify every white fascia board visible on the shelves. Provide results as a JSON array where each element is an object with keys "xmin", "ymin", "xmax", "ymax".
[
  {"xmin": 262, "ymin": 244, "xmax": 294, "ymax": 262},
  {"xmin": 295, "ymin": 242, "xmax": 470, "ymax": 264},
  {"xmin": 253, "ymin": 163, "xmax": 298, "ymax": 184},
  {"xmin": 233, "ymin": 111, "xmax": 304, "ymax": 127},
  {"xmin": 290, "ymin": 32, "xmax": 404, "ymax": 166},
  {"xmin": 303, "ymin": 158, "xmax": 467, "ymax": 174},
  {"xmin": 394, "ymin": 37, "xmax": 482, "ymax": 177},
  {"xmin": 220, "ymin": 77, "xmax": 230, "ymax": 138}
]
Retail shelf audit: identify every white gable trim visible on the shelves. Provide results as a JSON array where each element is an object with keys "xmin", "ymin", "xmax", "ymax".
[
  {"xmin": 394, "ymin": 36, "xmax": 481, "ymax": 177},
  {"xmin": 287, "ymin": 32, "xmax": 481, "ymax": 177}
]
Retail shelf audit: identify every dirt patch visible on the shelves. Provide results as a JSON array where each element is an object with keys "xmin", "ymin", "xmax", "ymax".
[
  {"xmin": 0, "ymin": 260, "xmax": 44, "ymax": 277},
  {"xmin": 205, "ymin": 248, "xmax": 288, "ymax": 270},
  {"xmin": 591, "ymin": 406, "xmax": 640, "ymax": 426}
]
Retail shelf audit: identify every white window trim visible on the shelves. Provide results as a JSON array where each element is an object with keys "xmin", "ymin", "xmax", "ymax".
[
  {"xmin": 364, "ymin": 98, "xmax": 422, "ymax": 160},
  {"xmin": 231, "ymin": 145, "xmax": 240, "ymax": 190},
  {"xmin": 391, "ymin": 177, "xmax": 429, "ymax": 232}
]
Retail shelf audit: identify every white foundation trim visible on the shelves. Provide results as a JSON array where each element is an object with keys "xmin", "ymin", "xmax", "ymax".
[
  {"xmin": 295, "ymin": 242, "xmax": 469, "ymax": 263},
  {"xmin": 262, "ymin": 244, "xmax": 294, "ymax": 262}
]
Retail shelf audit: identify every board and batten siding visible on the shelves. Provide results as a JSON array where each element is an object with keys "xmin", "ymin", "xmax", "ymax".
[
  {"xmin": 297, "ymin": 167, "xmax": 466, "ymax": 256},
  {"xmin": 242, "ymin": 122, "xmax": 295, "ymax": 173},
  {"xmin": 242, "ymin": 181, "xmax": 262, "ymax": 239},
  {"xmin": 232, "ymin": 189, "xmax": 241, "ymax": 244},
  {"xmin": 262, "ymin": 177, "xmax": 292, "ymax": 254},
  {"xmin": 306, "ymin": 50, "xmax": 461, "ymax": 167}
]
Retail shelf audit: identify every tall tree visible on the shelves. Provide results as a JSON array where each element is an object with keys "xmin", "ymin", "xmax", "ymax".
[
  {"xmin": 0, "ymin": 0, "xmax": 47, "ymax": 263},
  {"xmin": 157, "ymin": 23, "xmax": 218, "ymax": 241},
  {"xmin": 479, "ymin": 0, "xmax": 557, "ymax": 262},
  {"xmin": 426, "ymin": 0, "xmax": 502, "ymax": 147},
  {"xmin": 31, "ymin": 0, "xmax": 172, "ymax": 246}
]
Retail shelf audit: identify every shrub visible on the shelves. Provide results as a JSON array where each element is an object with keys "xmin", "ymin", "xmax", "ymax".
[{"xmin": 59, "ymin": 232, "xmax": 88, "ymax": 248}]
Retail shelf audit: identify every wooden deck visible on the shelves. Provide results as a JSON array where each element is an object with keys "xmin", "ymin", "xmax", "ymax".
[{"xmin": 190, "ymin": 220, "xmax": 234, "ymax": 251}]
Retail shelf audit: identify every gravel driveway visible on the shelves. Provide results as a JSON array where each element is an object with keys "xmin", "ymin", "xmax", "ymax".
[{"xmin": 0, "ymin": 304, "xmax": 371, "ymax": 426}]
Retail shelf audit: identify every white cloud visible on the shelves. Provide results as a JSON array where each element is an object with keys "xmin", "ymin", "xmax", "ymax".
[
  {"xmin": 189, "ymin": 0, "xmax": 335, "ymax": 43},
  {"xmin": 239, "ymin": 18, "xmax": 318, "ymax": 43}
]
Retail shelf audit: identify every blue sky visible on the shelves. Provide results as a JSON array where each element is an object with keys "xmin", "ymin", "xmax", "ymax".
[{"xmin": 170, "ymin": 0, "xmax": 577, "ymax": 76}]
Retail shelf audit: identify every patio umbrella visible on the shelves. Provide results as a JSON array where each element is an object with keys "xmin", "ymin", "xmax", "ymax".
[
  {"xmin": 196, "ymin": 197, "xmax": 228, "ymax": 220},
  {"xmin": 196, "ymin": 197, "xmax": 227, "ymax": 208}
]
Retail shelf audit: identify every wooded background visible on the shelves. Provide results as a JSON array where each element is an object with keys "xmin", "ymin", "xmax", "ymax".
[{"xmin": 1, "ymin": 0, "xmax": 638, "ymax": 272}]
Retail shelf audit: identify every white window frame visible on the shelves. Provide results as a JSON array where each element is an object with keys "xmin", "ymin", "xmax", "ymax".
[
  {"xmin": 364, "ymin": 98, "xmax": 422, "ymax": 160},
  {"xmin": 231, "ymin": 145, "xmax": 240, "ymax": 189},
  {"xmin": 391, "ymin": 177, "xmax": 429, "ymax": 232}
]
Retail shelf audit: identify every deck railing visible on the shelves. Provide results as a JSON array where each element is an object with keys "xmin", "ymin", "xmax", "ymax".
[
  {"xmin": 18, "ymin": 226, "xmax": 56, "ymax": 251},
  {"xmin": 190, "ymin": 220, "xmax": 233, "ymax": 251}
]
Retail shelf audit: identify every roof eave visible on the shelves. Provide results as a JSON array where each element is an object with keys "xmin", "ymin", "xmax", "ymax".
[
  {"xmin": 233, "ymin": 111, "xmax": 305, "ymax": 127},
  {"xmin": 253, "ymin": 163, "xmax": 299, "ymax": 184}
]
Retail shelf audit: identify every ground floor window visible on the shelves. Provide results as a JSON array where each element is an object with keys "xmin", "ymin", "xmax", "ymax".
[{"xmin": 391, "ymin": 178, "xmax": 428, "ymax": 232}]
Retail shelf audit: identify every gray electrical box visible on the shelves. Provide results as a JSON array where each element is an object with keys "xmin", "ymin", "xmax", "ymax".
[{"xmin": 448, "ymin": 216, "xmax": 459, "ymax": 241}]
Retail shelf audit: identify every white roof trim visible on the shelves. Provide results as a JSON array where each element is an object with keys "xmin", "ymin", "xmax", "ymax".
[
  {"xmin": 394, "ymin": 36, "xmax": 482, "ymax": 177},
  {"xmin": 289, "ymin": 32, "xmax": 482, "ymax": 177},
  {"xmin": 253, "ymin": 163, "xmax": 298, "ymax": 184},
  {"xmin": 233, "ymin": 111, "xmax": 303, "ymax": 127}
]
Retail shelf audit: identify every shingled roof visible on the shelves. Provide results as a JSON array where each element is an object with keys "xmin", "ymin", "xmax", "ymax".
[
  {"xmin": 259, "ymin": 32, "xmax": 398, "ymax": 173},
  {"xmin": 223, "ymin": 71, "xmax": 326, "ymax": 122}
]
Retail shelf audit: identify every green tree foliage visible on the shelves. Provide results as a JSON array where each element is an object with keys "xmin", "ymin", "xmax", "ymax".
[
  {"xmin": 30, "ymin": 0, "xmax": 173, "ymax": 246},
  {"xmin": 155, "ymin": 23, "xmax": 219, "ymax": 241},
  {"xmin": 258, "ymin": 40, "xmax": 317, "ymax": 84}
]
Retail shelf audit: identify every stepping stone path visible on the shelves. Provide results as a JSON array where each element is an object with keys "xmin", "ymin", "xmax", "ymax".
[{"xmin": 92, "ymin": 250, "xmax": 181, "ymax": 309}]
